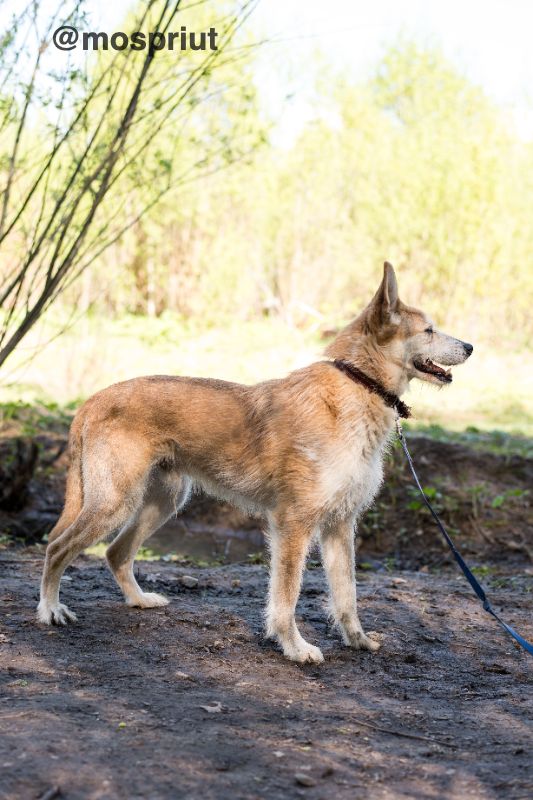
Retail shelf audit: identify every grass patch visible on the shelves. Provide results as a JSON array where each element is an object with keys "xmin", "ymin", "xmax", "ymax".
[
  {"xmin": 0, "ymin": 401, "xmax": 73, "ymax": 439},
  {"xmin": 403, "ymin": 423, "xmax": 533, "ymax": 459}
]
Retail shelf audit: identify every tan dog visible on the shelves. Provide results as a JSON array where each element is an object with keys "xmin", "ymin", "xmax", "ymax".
[{"xmin": 38, "ymin": 263, "xmax": 473, "ymax": 663}]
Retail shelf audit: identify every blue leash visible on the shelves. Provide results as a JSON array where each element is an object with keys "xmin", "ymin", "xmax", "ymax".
[{"xmin": 396, "ymin": 420, "xmax": 533, "ymax": 657}]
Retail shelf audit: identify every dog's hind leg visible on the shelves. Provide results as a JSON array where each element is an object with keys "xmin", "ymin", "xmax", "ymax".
[
  {"xmin": 37, "ymin": 435, "xmax": 152, "ymax": 625},
  {"xmin": 37, "ymin": 501, "xmax": 138, "ymax": 625},
  {"xmin": 106, "ymin": 473, "xmax": 191, "ymax": 608},
  {"xmin": 47, "ymin": 414, "xmax": 84, "ymax": 545},
  {"xmin": 320, "ymin": 518, "xmax": 380, "ymax": 652},
  {"xmin": 265, "ymin": 510, "xmax": 324, "ymax": 664}
]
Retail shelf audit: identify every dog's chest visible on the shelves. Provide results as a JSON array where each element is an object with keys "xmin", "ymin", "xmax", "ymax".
[{"xmin": 318, "ymin": 422, "xmax": 389, "ymax": 516}]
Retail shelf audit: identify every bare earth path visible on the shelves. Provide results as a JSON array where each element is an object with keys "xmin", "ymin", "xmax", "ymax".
[{"xmin": 1, "ymin": 556, "xmax": 532, "ymax": 800}]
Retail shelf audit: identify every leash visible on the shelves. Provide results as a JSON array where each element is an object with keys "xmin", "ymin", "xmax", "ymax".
[{"xmin": 395, "ymin": 419, "xmax": 533, "ymax": 657}]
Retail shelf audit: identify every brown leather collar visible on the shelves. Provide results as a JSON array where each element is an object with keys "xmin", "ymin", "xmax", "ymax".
[{"xmin": 332, "ymin": 359, "xmax": 411, "ymax": 419}]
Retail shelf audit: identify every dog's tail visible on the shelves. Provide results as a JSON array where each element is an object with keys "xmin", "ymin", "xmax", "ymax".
[{"xmin": 47, "ymin": 411, "xmax": 84, "ymax": 543}]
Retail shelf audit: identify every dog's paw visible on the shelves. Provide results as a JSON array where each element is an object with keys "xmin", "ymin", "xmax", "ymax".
[
  {"xmin": 352, "ymin": 631, "xmax": 382, "ymax": 653},
  {"xmin": 37, "ymin": 601, "xmax": 77, "ymax": 626},
  {"xmin": 346, "ymin": 630, "xmax": 382, "ymax": 652},
  {"xmin": 284, "ymin": 641, "xmax": 325, "ymax": 664},
  {"xmin": 363, "ymin": 631, "xmax": 382, "ymax": 652},
  {"xmin": 128, "ymin": 592, "xmax": 169, "ymax": 609}
]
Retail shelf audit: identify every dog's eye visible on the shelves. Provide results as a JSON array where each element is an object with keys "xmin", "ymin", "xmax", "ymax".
[{"xmin": 425, "ymin": 327, "xmax": 433, "ymax": 334}]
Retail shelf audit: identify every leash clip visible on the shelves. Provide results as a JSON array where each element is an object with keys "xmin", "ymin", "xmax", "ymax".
[{"xmin": 395, "ymin": 417, "xmax": 404, "ymax": 439}]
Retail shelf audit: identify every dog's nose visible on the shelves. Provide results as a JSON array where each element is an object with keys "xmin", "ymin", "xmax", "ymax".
[{"xmin": 463, "ymin": 342, "xmax": 473, "ymax": 356}]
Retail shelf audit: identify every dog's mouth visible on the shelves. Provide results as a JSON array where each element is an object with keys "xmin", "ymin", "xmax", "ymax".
[{"xmin": 413, "ymin": 358, "xmax": 453, "ymax": 383}]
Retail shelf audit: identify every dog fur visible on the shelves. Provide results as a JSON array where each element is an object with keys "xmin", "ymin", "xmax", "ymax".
[{"xmin": 37, "ymin": 263, "xmax": 473, "ymax": 663}]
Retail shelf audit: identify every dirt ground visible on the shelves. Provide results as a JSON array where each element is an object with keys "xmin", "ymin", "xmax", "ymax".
[
  {"xmin": 1, "ymin": 554, "xmax": 532, "ymax": 800},
  {"xmin": 1, "ymin": 419, "xmax": 532, "ymax": 799}
]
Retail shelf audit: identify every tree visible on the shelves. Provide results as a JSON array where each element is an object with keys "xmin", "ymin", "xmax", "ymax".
[{"xmin": 0, "ymin": 0, "xmax": 260, "ymax": 369}]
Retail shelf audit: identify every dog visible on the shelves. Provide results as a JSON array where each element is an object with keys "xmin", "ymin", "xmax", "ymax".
[{"xmin": 37, "ymin": 262, "xmax": 473, "ymax": 663}]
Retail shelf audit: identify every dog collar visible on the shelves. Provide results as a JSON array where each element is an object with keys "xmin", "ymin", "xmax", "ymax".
[{"xmin": 331, "ymin": 359, "xmax": 411, "ymax": 419}]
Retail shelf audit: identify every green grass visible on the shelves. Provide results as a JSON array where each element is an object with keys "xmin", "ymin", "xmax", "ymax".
[
  {"xmin": 0, "ymin": 400, "xmax": 74, "ymax": 438},
  {"xmin": 83, "ymin": 542, "xmax": 224, "ymax": 566},
  {"xmin": 84, "ymin": 543, "xmax": 161, "ymax": 561},
  {"xmin": 403, "ymin": 424, "xmax": 533, "ymax": 459}
]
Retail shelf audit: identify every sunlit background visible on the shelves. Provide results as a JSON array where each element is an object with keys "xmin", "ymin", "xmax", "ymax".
[{"xmin": 0, "ymin": 0, "xmax": 532, "ymax": 434}]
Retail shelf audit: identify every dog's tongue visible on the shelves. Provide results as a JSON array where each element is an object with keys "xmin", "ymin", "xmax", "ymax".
[
  {"xmin": 424, "ymin": 359, "xmax": 452, "ymax": 381},
  {"xmin": 415, "ymin": 358, "xmax": 452, "ymax": 382},
  {"xmin": 426, "ymin": 359, "xmax": 445, "ymax": 374}
]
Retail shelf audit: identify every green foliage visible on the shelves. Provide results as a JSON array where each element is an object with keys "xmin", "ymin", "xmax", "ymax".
[
  {"xmin": 405, "ymin": 424, "xmax": 533, "ymax": 458},
  {"xmin": 247, "ymin": 551, "xmax": 266, "ymax": 564},
  {"xmin": 491, "ymin": 488, "xmax": 529, "ymax": 509},
  {"xmin": 56, "ymin": 38, "xmax": 533, "ymax": 345},
  {"xmin": 470, "ymin": 565, "xmax": 495, "ymax": 577},
  {"xmin": 2, "ymin": 23, "xmax": 533, "ymax": 413},
  {"xmin": 0, "ymin": 400, "xmax": 73, "ymax": 437},
  {"xmin": 0, "ymin": 0, "xmax": 264, "ymax": 368}
]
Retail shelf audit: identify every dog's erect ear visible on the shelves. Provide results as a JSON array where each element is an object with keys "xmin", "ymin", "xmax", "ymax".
[
  {"xmin": 381, "ymin": 261, "xmax": 399, "ymax": 309},
  {"xmin": 369, "ymin": 261, "xmax": 400, "ymax": 330}
]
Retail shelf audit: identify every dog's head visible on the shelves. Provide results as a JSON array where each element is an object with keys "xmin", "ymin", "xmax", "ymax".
[
  {"xmin": 326, "ymin": 262, "xmax": 473, "ymax": 389},
  {"xmin": 366, "ymin": 262, "xmax": 473, "ymax": 385}
]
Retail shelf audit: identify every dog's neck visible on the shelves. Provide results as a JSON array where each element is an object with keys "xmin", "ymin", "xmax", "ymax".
[
  {"xmin": 325, "ymin": 326, "xmax": 410, "ymax": 398},
  {"xmin": 331, "ymin": 359, "xmax": 411, "ymax": 418}
]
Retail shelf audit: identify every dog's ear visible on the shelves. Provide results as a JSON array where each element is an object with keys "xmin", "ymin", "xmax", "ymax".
[{"xmin": 368, "ymin": 261, "xmax": 400, "ymax": 331}]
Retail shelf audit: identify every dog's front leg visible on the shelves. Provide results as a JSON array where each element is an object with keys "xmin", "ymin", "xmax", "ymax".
[
  {"xmin": 266, "ymin": 511, "xmax": 324, "ymax": 664},
  {"xmin": 320, "ymin": 518, "xmax": 380, "ymax": 652}
]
